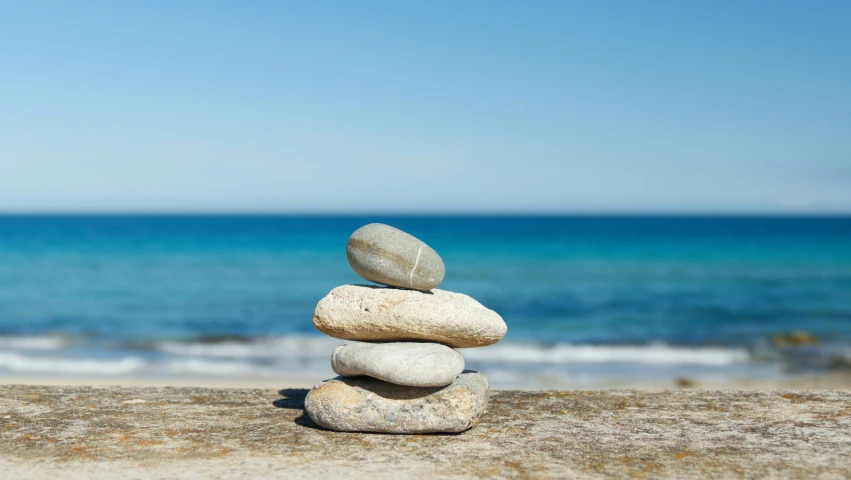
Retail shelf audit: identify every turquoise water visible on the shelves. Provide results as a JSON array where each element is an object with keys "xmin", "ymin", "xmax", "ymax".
[{"xmin": 1, "ymin": 215, "xmax": 850, "ymax": 386}]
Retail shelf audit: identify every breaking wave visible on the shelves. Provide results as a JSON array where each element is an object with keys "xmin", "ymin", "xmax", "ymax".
[
  {"xmin": 156, "ymin": 336, "xmax": 751, "ymax": 366},
  {"xmin": 0, "ymin": 353, "xmax": 145, "ymax": 375},
  {"xmin": 0, "ymin": 334, "xmax": 814, "ymax": 381},
  {"xmin": 156, "ymin": 335, "xmax": 340, "ymax": 359},
  {"xmin": 459, "ymin": 343, "xmax": 751, "ymax": 366},
  {"xmin": 0, "ymin": 335, "xmax": 68, "ymax": 351}
]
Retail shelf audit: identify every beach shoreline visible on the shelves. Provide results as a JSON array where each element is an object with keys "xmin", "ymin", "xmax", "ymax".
[{"xmin": 3, "ymin": 371, "xmax": 850, "ymax": 390}]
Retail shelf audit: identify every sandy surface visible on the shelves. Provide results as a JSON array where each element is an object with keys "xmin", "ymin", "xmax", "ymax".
[
  {"xmin": 2, "ymin": 384, "xmax": 851, "ymax": 479},
  {"xmin": 0, "ymin": 374, "xmax": 317, "ymax": 389}
]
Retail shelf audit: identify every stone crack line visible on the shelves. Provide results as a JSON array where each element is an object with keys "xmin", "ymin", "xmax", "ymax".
[{"xmin": 410, "ymin": 244, "xmax": 425, "ymax": 288}]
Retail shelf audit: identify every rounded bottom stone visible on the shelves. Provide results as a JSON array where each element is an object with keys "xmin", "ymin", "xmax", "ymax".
[{"xmin": 304, "ymin": 371, "xmax": 489, "ymax": 434}]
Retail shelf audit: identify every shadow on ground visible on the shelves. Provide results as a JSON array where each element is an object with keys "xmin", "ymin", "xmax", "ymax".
[{"xmin": 273, "ymin": 388, "xmax": 322, "ymax": 430}]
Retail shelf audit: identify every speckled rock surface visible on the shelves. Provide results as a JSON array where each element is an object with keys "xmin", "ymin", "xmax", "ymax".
[
  {"xmin": 2, "ymin": 385, "xmax": 851, "ymax": 479},
  {"xmin": 313, "ymin": 285, "xmax": 507, "ymax": 348},
  {"xmin": 346, "ymin": 223, "xmax": 445, "ymax": 291},
  {"xmin": 331, "ymin": 342, "xmax": 465, "ymax": 387},
  {"xmin": 305, "ymin": 372, "xmax": 487, "ymax": 433}
]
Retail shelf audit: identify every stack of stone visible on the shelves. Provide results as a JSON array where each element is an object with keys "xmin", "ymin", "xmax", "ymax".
[{"xmin": 304, "ymin": 223, "xmax": 507, "ymax": 434}]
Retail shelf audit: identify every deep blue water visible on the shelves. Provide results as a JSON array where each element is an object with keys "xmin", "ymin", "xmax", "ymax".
[{"xmin": 1, "ymin": 215, "xmax": 850, "ymax": 385}]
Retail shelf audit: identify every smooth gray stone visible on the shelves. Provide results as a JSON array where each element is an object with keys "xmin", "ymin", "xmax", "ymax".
[
  {"xmin": 331, "ymin": 342, "xmax": 465, "ymax": 387},
  {"xmin": 346, "ymin": 223, "xmax": 445, "ymax": 291},
  {"xmin": 304, "ymin": 371, "xmax": 489, "ymax": 434},
  {"xmin": 313, "ymin": 285, "xmax": 508, "ymax": 348}
]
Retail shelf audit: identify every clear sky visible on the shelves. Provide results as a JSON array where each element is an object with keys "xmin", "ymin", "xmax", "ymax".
[{"xmin": 1, "ymin": 1, "xmax": 849, "ymax": 213}]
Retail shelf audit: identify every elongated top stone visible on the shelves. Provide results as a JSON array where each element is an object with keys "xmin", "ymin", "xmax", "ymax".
[
  {"xmin": 313, "ymin": 285, "xmax": 508, "ymax": 348},
  {"xmin": 304, "ymin": 371, "xmax": 490, "ymax": 433},
  {"xmin": 346, "ymin": 223, "xmax": 445, "ymax": 291},
  {"xmin": 332, "ymin": 342, "xmax": 465, "ymax": 387}
]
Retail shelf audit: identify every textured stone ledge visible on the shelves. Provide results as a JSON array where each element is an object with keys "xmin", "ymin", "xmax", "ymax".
[{"xmin": 1, "ymin": 385, "xmax": 850, "ymax": 479}]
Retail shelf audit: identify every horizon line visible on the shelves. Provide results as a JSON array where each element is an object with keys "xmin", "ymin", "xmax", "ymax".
[{"xmin": 0, "ymin": 210, "xmax": 850, "ymax": 218}]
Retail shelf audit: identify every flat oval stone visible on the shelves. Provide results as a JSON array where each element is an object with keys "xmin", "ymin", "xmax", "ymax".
[
  {"xmin": 346, "ymin": 223, "xmax": 445, "ymax": 291},
  {"xmin": 331, "ymin": 342, "xmax": 464, "ymax": 387},
  {"xmin": 304, "ymin": 371, "xmax": 489, "ymax": 433},
  {"xmin": 313, "ymin": 285, "xmax": 508, "ymax": 348}
]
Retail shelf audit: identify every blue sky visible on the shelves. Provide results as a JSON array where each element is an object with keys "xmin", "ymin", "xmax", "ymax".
[{"xmin": 1, "ymin": 1, "xmax": 849, "ymax": 213}]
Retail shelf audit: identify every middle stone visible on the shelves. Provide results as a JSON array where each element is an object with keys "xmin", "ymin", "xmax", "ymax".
[
  {"xmin": 332, "ymin": 342, "xmax": 464, "ymax": 387},
  {"xmin": 313, "ymin": 285, "xmax": 508, "ymax": 348}
]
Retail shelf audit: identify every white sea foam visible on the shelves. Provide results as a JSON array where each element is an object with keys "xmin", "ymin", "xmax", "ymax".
[
  {"xmin": 0, "ymin": 353, "xmax": 145, "ymax": 375},
  {"xmin": 0, "ymin": 332, "xmax": 755, "ymax": 381},
  {"xmin": 157, "ymin": 336, "xmax": 343, "ymax": 359},
  {"xmin": 164, "ymin": 359, "xmax": 280, "ymax": 376},
  {"xmin": 0, "ymin": 335, "xmax": 68, "ymax": 351},
  {"xmin": 459, "ymin": 343, "xmax": 750, "ymax": 366},
  {"xmin": 157, "ymin": 336, "xmax": 750, "ymax": 366}
]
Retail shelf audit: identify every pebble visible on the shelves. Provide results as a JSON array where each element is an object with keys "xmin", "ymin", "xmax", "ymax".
[
  {"xmin": 346, "ymin": 223, "xmax": 445, "ymax": 291},
  {"xmin": 304, "ymin": 371, "xmax": 489, "ymax": 433},
  {"xmin": 331, "ymin": 342, "xmax": 464, "ymax": 387},
  {"xmin": 313, "ymin": 285, "xmax": 507, "ymax": 348}
]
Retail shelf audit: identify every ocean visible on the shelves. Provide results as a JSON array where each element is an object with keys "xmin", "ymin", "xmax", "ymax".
[{"xmin": 1, "ymin": 214, "xmax": 850, "ymax": 388}]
